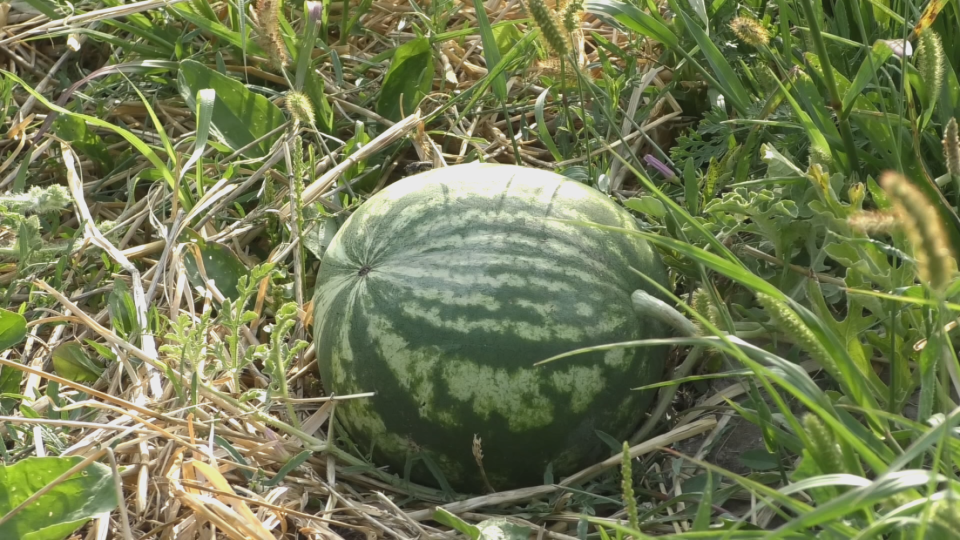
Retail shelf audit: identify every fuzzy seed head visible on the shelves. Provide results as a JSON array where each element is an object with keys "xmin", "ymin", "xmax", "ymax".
[
  {"xmin": 755, "ymin": 293, "xmax": 840, "ymax": 378},
  {"xmin": 848, "ymin": 210, "xmax": 898, "ymax": 234},
  {"xmin": 730, "ymin": 16, "xmax": 769, "ymax": 47},
  {"xmin": 917, "ymin": 29, "xmax": 944, "ymax": 107},
  {"xmin": 255, "ymin": 0, "xmax": 289, "ymax": 67},
  {"xmin": 285, "ymin": 91, "xmax": 314, "ymax": 125},
  {"xmin": 880, "ymin": 172, "xmax": 956, "ymax": 291},
  {"xmin": 802, "ymin": 413, "xmax": 844, "ymax": 475},
  {"xmin": 944, "ymin": 117, "xmax": 960, "ymax": 178},
  {"xmin": 620, "ymin": 441, "xmax": 639, "ymax": 531},
  {"xmin": 524, "ymin": 0, "xmax": 569, "ymax": 57},
  {"xmin": 561, "ymin": 0, "xmax": 584, "ymax": 33}
]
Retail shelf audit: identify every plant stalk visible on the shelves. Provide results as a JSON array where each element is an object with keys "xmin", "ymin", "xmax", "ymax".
[{"xmin": 797, "ymin": 0, "xmax": 859, "ymax": 174}]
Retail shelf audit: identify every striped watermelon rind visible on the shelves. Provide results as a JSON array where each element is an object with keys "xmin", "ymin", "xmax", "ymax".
[{"xmin": 312, "ymin": 163, "xmax": 670, "ymax": 492}]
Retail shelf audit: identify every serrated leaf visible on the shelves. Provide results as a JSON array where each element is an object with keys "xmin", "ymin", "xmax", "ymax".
[
  {"xmin": 624, "ymin": 196, "xmax": 666, "ymax": 218},
  {"xmin": 0, "ymin": 456, "xmax": 119, "ymax": 540},
  {"xmin": 177, "ymin": 59, "xmax": 286, "ymax": 159}
]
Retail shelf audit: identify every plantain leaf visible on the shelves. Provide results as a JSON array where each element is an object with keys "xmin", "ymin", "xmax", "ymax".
[
  {"xmin": 0, "ymin": 456, "xmax": 119, "ymax": 540},
  {"xmin": 177, "ymin": 59, "xmax": 286, "ymax": 159},
  {"xmin": 376, "ymin": 37, "xmax": 435, "ymax": 122}
]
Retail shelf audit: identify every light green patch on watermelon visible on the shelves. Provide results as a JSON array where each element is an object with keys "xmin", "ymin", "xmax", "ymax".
[
  {"xmin": 603, "ymin": 348, "xmax": 628, "ymax": 367},
  {"xmin": 341, "ymin": 395, "xmax": 419, "ymax": 457},
  {"xmin": 549, "ymin": 365, "xmax": 605, "ymax": 413},
  {"xmin": 574, "ymin": 303, "xmax": 595, "ymax": 317},
  {"xmin": 443, "ymin": 358, "xmax": 555, "ymax": 431}
]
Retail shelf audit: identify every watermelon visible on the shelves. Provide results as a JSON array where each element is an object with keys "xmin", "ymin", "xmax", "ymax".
[{"xmin": 312, "ymin": 163, "xmax": 671, "ymax": 493}]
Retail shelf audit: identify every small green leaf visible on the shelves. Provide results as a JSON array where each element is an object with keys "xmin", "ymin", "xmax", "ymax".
[
  {"xmin": 739, "ymin": 449, "xmax": 780, "ymax": 471},
  {"xmin": 107, "ymin": 278, "xmax": 141, "ymax": 342},
  {"xmin": 261, "ymin": 450, "xmax": 311, "ymax": 487},
  {"xmin": 0, "ymin": 456, "xmax": 119, "ymax": 540},
  {"xmin": 51, "ymin": 342, "xmax": 105, "ymax": 384},
  {"xmin": 433, "ymin": 508, "xmax": 480, "ymax": 540},
  {"xmin": 841, "ymin": 40, "xmax": 894, "ymax": 117},
  {"xmin": 587, "ymin": 0, "xmax": 678, "ymax": 49},
  {"xmin": 624, "ymin": 196, "xmax": 667, "ymax": 218},
  {"xmin": 477, "ymin": 518, "xmax": 532, "ymax": 540},
  {"xmin": 492, "ymin": 24, "xmax": 522, "ymax": 57},
  {"xmin": 52, "ymin": 115, "xmax": 113, "ymax": 171},
  {"xmin": 183, "ymin": 240, "xmax": 250, "ymax": 302},
  {"xmin": 0, "ymin": 308, "xmax": 27, "ymax": 351},
  {"xmin": 376, "ymin": 37, "xmax": 435, "ymax": 122},
  {"xmin": 177, "ymin": 59, "xmax": 286, "ymax": 159},
  {"xmin": 303, "ymin": 70, "xmax": 335, "ymax": 133}
]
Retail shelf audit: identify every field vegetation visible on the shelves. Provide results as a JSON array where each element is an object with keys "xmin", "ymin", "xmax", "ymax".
[{"xmin": 1, "ymin": 0, "xmax": 960, "ymax": 537}]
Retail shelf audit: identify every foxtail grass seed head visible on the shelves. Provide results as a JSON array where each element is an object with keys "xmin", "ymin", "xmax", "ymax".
[
  {"xmin": 255, "ymin": 0, "xmax": 288, "ymax": 67},
  {"xmin": 848, "ymin": 210, "xmax": 898, "ymax": 234},
  {"xmin": 917, "ymin": 29, "xmax": 944, "ymax": 106},
  {"xmin": 880, "ymin": 172, "xmax": 956, "ymax": 291},
  {"xmin": 285, "ymin": 91, "xmax": 314, "ymax": 125},
  {"xmin": 755, "ymin": 293, "xmax": 840, "ymax": 378},
  {"xmin": 802, "ymin": 413, "xmax": 844, "ymax": 475},
  {"xmin": 944, "ymin": 117, "xmax": 960, "ymax": 177},
  {"xmin": 621, "ymin": 441, "xmax": 639, "ymax": 532},
  {"xmin": 730, "ymin": 16, "xmax": 769, "ymax": 47},
  {"xmin": 561, "ymin": 0, "xmax": 584, "ymax": 32},
  {"xmin": 524, "ymin": 0, "xmax": 569, "ymax": 57}
]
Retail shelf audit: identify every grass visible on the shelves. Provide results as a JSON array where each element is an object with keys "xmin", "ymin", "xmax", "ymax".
[{"xmin": 2, "ymin": 0, "xmax": 960, "ymax": 537}]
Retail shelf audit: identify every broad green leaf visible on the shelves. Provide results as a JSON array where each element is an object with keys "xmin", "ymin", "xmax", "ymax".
[
  {"xmin": 471, "ymin": 0, "xmax": 506, "ymax": 101},
  {"xmin": 0, "ymin": 308, "xmax": 27, "ymax": 351},
  {"xmin": 492, "ymin": 24, "xmax": 522, "ymax": 57},
  {"xmin": 671, "ymin": 3, "xmax": 751, "ymax": 113},
  {"xmin": 841, "ymin": 40, "xmax": 894, "ymax": 116},
  {"xmin": 625, "ymin": 196, "xmax": 667, "ymax": 218},
  {"xmin": 739, "ymin": 449, "xmax": 780, "ymax": 470},
  {"xmin": 534, "ymin": 88, "xmax": 562, "ymax": 161},
  {"xmin": 177, "ymin": 60, "xmax": 286, "ymax": 159},
  {"xmin": 433, "ymin": 508, "xmax": 480, "ymax": 540},
  {"xmin": 18, "ymin": 0, "xmax": 60, "ymax": 19},
  {"xmin": 179, "ymin": 88, "xmax": 215, "ymax": 185},
  {"xmin": 376, "ymin": 37, "xmax": 435, "ymax": 122},
  {"xmin": 303, "ymin": 212, "xmax": 346, "ymax": 260},
  {"xmin": 3, "ymin": 72, "xmax": 177, "ymax": 197},
  {"xmin": 303, "ymin": 70, "xmax": 335, "ymax": 133},
  {"xmin": 183, "ymin": 240, "xmax": 249, "ymax": 302},
  {"xmin": 0, "ymin": 456, "xmax": 119, "ymax": 540},
  {"xmin": 688, "ymin": 0, "xmax": 709, "ymax": 30},
  {"xmin": 587, "ymin": 0, "xmax": 678, "ymax": 49},
  {"xmin": 51, "ymin": 342, "xmax": 104, "ymax": 384},
  {"xmin": 107, "ymin": 278, "xmax": 141, "ymax": 342},
  {"xmin": 172, "ymin": 4, "xmax": 267, "ymax": 55},
  {"xmin": 52, "ymin": 115, "xmax": 113, "ymax": 171}
]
